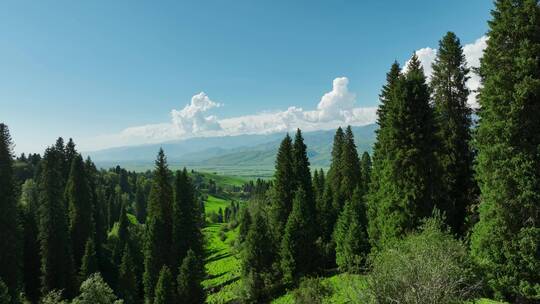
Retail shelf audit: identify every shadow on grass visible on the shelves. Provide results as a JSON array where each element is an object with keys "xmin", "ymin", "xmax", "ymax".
[
  {"xmin": 206, "ymin": 252, "xmax": 232, "ymax": 263},
  {"xmin": 205, "ymin": 276, "xmax": 240, "ymax": 293}
]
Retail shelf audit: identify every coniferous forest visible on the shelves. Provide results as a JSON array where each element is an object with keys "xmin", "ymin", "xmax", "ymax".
[{"xmin": 0, "ymin": 1, "xmax": 539, "ymax": 303}]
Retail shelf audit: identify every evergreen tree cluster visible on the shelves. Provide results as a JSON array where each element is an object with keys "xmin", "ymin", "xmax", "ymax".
[{"xmin": 0, "ymin": 130, "xmax": 206, "ymax": 303}]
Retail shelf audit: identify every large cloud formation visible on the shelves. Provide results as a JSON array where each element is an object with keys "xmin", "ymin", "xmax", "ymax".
[{"xmin": 86, "ymin": 77, "xmax": 377, "ymax": 150}]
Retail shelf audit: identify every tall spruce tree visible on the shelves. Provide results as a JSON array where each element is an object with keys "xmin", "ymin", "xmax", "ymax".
[
  {"xmin": 85, "ymin": 158, "xmax": 106, "ymax": 267},
  {"xmin": 143, "ymin": 149, "xmax": 173, "ymax": 304},
  {"xmin": 360, "ymin": 152, "xmax": 372, "ymax": 195},
  {"xmin": 39, "ymin": 146, "xmax": 76, "ymax": 297},
  {"xmin": 118, "ymin": 245, "xmax": 139, "ymax": 304},
  {"xmin": 333, "ymin": 187, "xmax": 369, "ymax": 273},
  {"xmin": 177, "ymin": 249, "xmax": 205, "ymax": 304},
  {"xmin": 20, "ymin": 179, "xmax": 41, "ymax": 303},
  {"xmin": 338, "ymin": 126, "xmax": 362, "ymax": 204},
  {"xmin": 0, "ymin": 124, "xmax": 21, "ymax": 303},
  {"xmin": 431, "ymin": 31, "xmax": 475, "ymax": 235},
  {"xmin": 79, "ymin": 238, "xmax": 98, "ymax": 281},
  {"xmin": 269, "ymin": 134, "xmax": 295, "ymax": 237},
  {"xmin": 327, "ymin": 127, "xmax": 345, "ymax": 199},
  {"xmin": 367, "ymin": 55, "xmax": 438, "ymax": 248},
  {"xmin": 172, "ymin": 169, "xmax": 202, "ymax": 276},
  {"xmin": 470, "ymin": 0, "xmax": 540, "ymax": 301},
  {"xmin": 153, "ymin": 266, "xmax": 174, "ymax": 304},
  {"xmin": 280, "ymin": 188, "xmax": 317, "ymax": 284},
  {"xmin": 241, "ymin": 212, "xmax": 276, "ymax": 302},
  {"xmin": 66, "ymin": 153, "xmax": 94, "ymax": 269}
]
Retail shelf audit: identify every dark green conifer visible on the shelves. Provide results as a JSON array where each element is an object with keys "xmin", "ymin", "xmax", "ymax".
[
  {"xmin": 20, "ymin": 179, "xmax": 41, "ymax": 303},
  {"xmin": 143, "ymin": 149, "xmax": 173, "ymax": 304},
  {"xmin": 367, "ymin": 55, "xmax": 438, "ymax": 248},
  {"xmin": 280, "ymin": 188, "xmax": 317, "ymax": 284},
  {"xmin": 172, "ymin": 169, "xmax": 202, "ymax": 275},
  {"xmin": 360, "ymin": 152, "xmax": 372, "ymax": 195},
  {"xmin": 431, "ymin": 31, "xmax": 475, "ymax": 235},
  {"xmin": 269, "ymin": 134, "xmax": 295, "ymax": 237},
  {"xmin": 118, "ymin": 245, "xmax": 139, "ymax": 304},
  {"xmin": 338, "ymin": 126, "xmax": 362, "ymax": 203},
  {"xmin": 39, "ymin": 146, "xmax": 76, "ymax": 297},
  {"xmin": 66, "ymin": 154, "xmax": 94, "ymax": 269},
  {"xmin": 0, "ymin": 124, "xmax": 21, "ymax": 303},
  {"xmin": 471, "ymin": 1, "xmax": 540, "ymax": 301},
  {"xmin": 177, "ymin": 249, "xmax": 205, "ymax": 304},
  {"xmin": 334, "ymin": 187, "xmax": 369, "ymax": 273},
  {"xmin": 241, "ymin": 212, "xmax": 276, "ymax": 302},
  {"xmin": 153, "ymin": 266, "xmax": 174, "ymax": 304},
  {"xmin": 79, "ymin": 238, "xmax": 98, "ymax": 280}
]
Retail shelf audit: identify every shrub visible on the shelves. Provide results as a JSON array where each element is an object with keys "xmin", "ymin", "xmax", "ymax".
[
  {"xmin": 293, "ymin": 277, "xmax": 332, "ymax": 304},
  {"xmin": 359, "ymin": 217, "xmax": 480, "ymax": 304}
]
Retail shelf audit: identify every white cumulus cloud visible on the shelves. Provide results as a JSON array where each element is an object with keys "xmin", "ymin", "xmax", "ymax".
[{"xmin": 83, "ymin": 77, "xmax": 377, "ymax": 150}]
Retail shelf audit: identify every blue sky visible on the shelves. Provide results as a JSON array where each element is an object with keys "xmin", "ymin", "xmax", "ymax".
[{"xmin": 0, "ymin": 0, "xmax": 493, "ymax": 153}]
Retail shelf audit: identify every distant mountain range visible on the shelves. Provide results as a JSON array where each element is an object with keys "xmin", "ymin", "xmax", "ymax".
[{"xmin": 86, "ymin": 124, "xmax": 377, "ymax": 176}]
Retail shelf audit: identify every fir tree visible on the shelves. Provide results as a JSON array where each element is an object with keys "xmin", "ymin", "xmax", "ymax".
[
  {"xmin": 79, "ymin": 238, "xmax": 98, "ymax": 280},
  {"xmin": 470, "ymin": 1, "xmax": 540, "ymax": 301},
  {"xmin": 143, "ymin": 149, "xmax": 173, "ymax": 304},
  {"xmin": 0, "ymin": 123, "xmax": 21, "ymax": 303},
  {"xmin": 292, "ymin": 130, "xmax": 314, "ymax": 205},
  {"xmin": 360, "ymin": 152, "xmax": 372, "ymax": 195},
  {"xmin": 39, "ymin": 146, "xmax": 76, "ymax": 297},
  {"xmin": 113, "ymin": 202, "xmax": 130, "ymax": 265},
  {"xmin": 269, "ymin": 134, "xmax": 295, "ymax": 237},
  {"xmin": 338, "ymin": 126, "xmax": 362, "ymax": 204},
  {"xmin": 238, "ymin": 207, "xmax": 252, "ymax": 244},
  {"xmin": 327, "ymin": 127, "xmax": 345, "ymax": 199},
  {"xmin": 118, "ymin": 245, "xmax": 139, "ymax": 304},
  {"xmin": 66, "ymin": 154, "xmax": 94, "ymax": 269},
  {"xmin": 280, "ymin": 188, "xmax": 317, "ymax": 284},
  {"xmin": 20, "ymin": 179, "xmax": 41, "ymax": 303},
  {"xmin": 241, "ymin": 212, "xmax": 276, "ymax": 302},
  {"xmin": 367, "ymin": 56, "xmax": 438, "ymax": 248},
  {"xmin": 135, "ymin": 184, "xmax": 147, "ymax": 224},
  {"xmin": 153, "ymin": 266, "xmax": 174, "ymax": 304},
  {"xmin": 431, "ymin": 31, "xmax": 475, "ymax": 235},
  {"xmin": 172, "ymin": 169, "xmax": 202, "ymax": 275},
  {"xmin": 177, "ymin": 249, "xmax": 205, "ymax": 304},
  {"xmin": 333, "ymin": 187, "xmax": 369, "ymax": 273}
]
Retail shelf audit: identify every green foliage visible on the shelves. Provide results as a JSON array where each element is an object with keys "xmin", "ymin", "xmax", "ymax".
[
  {"xmin": 118, "ymin": 245, "xmax": 139, "ymax": 304},
  {"xmin": 177, "ymin": 249, "xmax": 205, "ymax": 304},
  {"xmin": 334, "ymin": 187, "xmax": 369, "ymax": 273},
  {"xmin": 66, "ymin": 153, "xmax": 94, "ymax": 270},
  {"xmin": 72, "ymin": 273, "xmax": 122, "ymax": 304},
  {"xmin": 153, "ymin": 266, "xmax": 174, "ymax": 304},
  {"xmin": 368, "ymin": 56, "xmax": 439, "ymax": 248},
  {"xmin": 269, "ymin": 134, "xmax": 295, "ymax": 238},
  {"xmin": 0, "ymin": 123, "xmax": 21, "ymax": 303},
  {"xmin": 292, "ymin": 277, "xmax": 332, "ymax": 304},
  {"xmin": 79, "ymin": 238, "xmax": 98, "ymax": 281},
  {"xmin": 338, "ymin": 126, "xmax": 362, "ymax": 203},
  {"xmin": 143, "ymin": 149, "xmax": 173, "ymax": 304},
  {"xmin": 431, "ymin": 31, "xmax": 475, "ymax": 235},
  {"xmin": 41, "ymin": 290, "xmax": 68, "ymax": 304},
  {"xmin": 470, "ymin": 1, "xmax": 540, "ymax": 302},
  {"xmin": 241, "ymin": 212, "xmax": 276, "ymax": 302},
  {"xmin": 280, "ymin": 189, "xmax": 317, "ymax": 284},
  {"xmin": 359, "ymin": 218, "xmax": 479, "ymax": 304},
  {"xmin": 20, "ymin": 179, "xmax": 41, "ymax": 303},
  {"xmin": 39, "ymin": 146, "xmax": 76, "ymax": 297}
]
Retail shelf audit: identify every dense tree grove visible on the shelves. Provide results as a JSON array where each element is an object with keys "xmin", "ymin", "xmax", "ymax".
[{"xmin": 1, "ymin": 2, "xmax": 538, "ymax": 303}]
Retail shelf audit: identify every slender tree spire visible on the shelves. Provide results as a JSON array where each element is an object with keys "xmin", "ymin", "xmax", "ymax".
[{"xmin": 431, "ymin": 31, "xmax": 475, "ymax": 235}]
